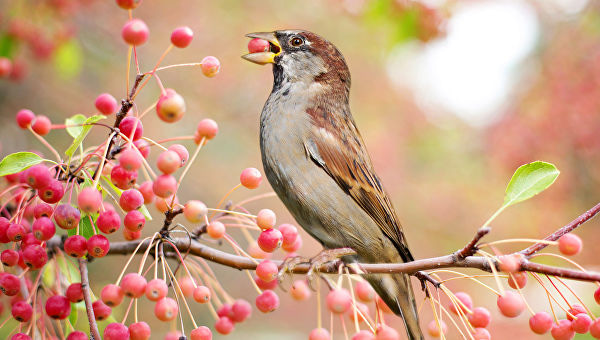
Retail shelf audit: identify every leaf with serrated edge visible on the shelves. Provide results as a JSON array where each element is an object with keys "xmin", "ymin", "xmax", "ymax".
[{"xmin": 0, "ymin": 152, "xmax": 45, "ymax": 176}]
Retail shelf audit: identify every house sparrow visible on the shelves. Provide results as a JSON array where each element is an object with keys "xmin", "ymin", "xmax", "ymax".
[{"xmin": 243, "ymin": 30, "xmax": 423, "ymax": 339}]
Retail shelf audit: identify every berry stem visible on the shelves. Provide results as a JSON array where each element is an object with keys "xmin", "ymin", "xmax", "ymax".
[{"xmin": 27, "ymin": 126, "xmax": 62, "ymax": 162}]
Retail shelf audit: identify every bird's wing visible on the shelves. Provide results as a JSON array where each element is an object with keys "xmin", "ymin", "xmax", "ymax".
[{"xmin": 304, "ymin": 107, "xmax": 414, "ymax": 262}]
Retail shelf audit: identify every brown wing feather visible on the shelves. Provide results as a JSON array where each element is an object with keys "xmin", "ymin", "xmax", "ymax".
[{"xmin": 304, "ymin": 108, "xmax": 413, "ymax": 262}]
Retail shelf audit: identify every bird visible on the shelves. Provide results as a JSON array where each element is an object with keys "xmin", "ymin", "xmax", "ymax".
[{"xmin": 243, "ymin": 29, "xmax": 423, "ymax": 340}]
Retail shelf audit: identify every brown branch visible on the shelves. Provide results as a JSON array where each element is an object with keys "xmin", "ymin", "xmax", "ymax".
[
  {"xmin": 520, "ymin": 201, "xmax": 600, "ymax": 257},
  {"xmin": 78, "ymin": 258, "xmax": 101, "ymax": 340},
  {"xmin": 456, "ymin": 226, "xmax": 491, "ymax": 258}
]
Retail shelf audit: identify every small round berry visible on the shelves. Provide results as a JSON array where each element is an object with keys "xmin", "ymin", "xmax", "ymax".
[
  {"xmin": 1, "ymin": 249, "xmax": 19, "ymax": 267},
  {"xmin": 255, "ymin": 290, "xmax": 279, "ymax": 313},
  {"xmin": 22, "ymin": 244, "xmax": 48, "ymax": 269},
  {"xmin": 32, "ymin": 217, "xmax": 55, "ymax": 241},
  {"xmin": 92, "ymin": 300, "xmax": 112, "ymax": 321},
  {"xmin": 129, "ymin": 321, "xmax": 151, "ymax": 340},
  {"xmin": 529, "ymin": 311, "xmax": 553, "ymax": 334},
  {"xmin": 77, "ymin": 188, "xmax": 102, "ymax": 214},
  {"xmin": 157, "ymin": 150, "xmax": 182, "ymax": 174},
  {"xmin": 167, "ymin": 144, "xmax": 189, "ymax": 166},
  {"xmin": 496, "ymin": 291, "xmax": 524, "ymax": 318},
  {"xmin": 0, "ymin": 273, "xmax": 21, "ymax": 296},
  {"xmin": 240, "ymin": 168, "xmax": 262, "ymax": 189},
  {"xmin": 448, "ymin": 292, "xmax": 473, "ymax": 315},
  {"xmin": 201, "ymin": 56, "xmax": 220, "ymax": 77},
  {"xmin": 497, "ymin": 254, "xmax": 523, "ymax": 273},
  {"xmin": 87, "ymin": 234, "xmax": 110, "ymax": 258},
  {"xmin": 152, "ymin": 174, "xmax": 177, "ymax": 198},
  {"xmin": 101, "ymin": 284, "xmax": 124, "ymax": 307},
  {"xmin": 179, "ymin": 276, "xmax": 196, "ymax": 297},
  {"xmin": 6, "ymin": 223, "xmax": 26, "ymax": 242},
  {"xmin": 567, "ymin": 304, "xmax": 586, "ymax": 321},
  {"xmin": 206, "ymin": 221, "xmax": 226, "ymax": 239},
  {"xmin": 468, "ymin": 307, "xmax": 491, "ymax": 328},
  {"xmin": 97, "ymin": 210, "xmax": 121, "ymax": 234},
  {"xmin": 45, "ymin": 295, "xmax": 71, "ymax": 319},
  {"xmin": 124, "ymin": 210, "xmax": 146, "ymax": 231},
  {"xmin": 257, "ymin": 228, "xmax": 283, "ymax": 252},
  {"xmin": 145, "ymin": 279, "xmax": 168, "ymax": 301},
  {"xmin": 121, "ymin": 273, "xmax": 147, "ymax": 298},
  {"xmin": 215, "ymin": 316, "xmax": 234, "ymax": 335},
  {"xmin": 590, "ymin": 318, "xmax": 600, "ymax": 338},
  {"xmin": 247, "ymin": 38, "xmax": 269, "ymax": 53},
  {"xmin": 11, "ymin": 301, "xmax": 33, "ymax": 322},
  {"xmin": 193, "ymin": 285, "xmax": 211, "ymax": 303},
  {"xmin": 116, "ymin": 0, "xmax": 142, "ymax": 10},
  {"xmin": 138, "ymin": 181, "xmax": 155, "ymax": 204},
  {"xmin": 156, "ymin": 89, "xmax": 186, "ymax": 123},
  {"xmin": 66, "ymin": 331, "xmax": 88, "ymax": 340},
  {"xmin": 155, "ymin": 297, "xmax": 178, "ymax": 321},
  {"xmin": 104, "ymin": 322, "xmax": 130, "ymax": 340},
  {"xmin": 230, "ymin": 299, "xmax": 252, "ymax": 322},
  {"xmin": 355, "ymin": 280, "xmax": 376, "ymax": 302},
  {"xmin": 427, "ymin": 319, "xmax": 447, "ymax": 338},
  {"xmin": 16, "ymin": 109, "xmax": 35, "ymax": 129},
  {"xmin": 154, "ymin": 195, "xmax": 178, "ymax": 213},
  {"xmin": 551, "ymin": 319, "xmax": 575, "ymax": 340},
  {"xmin": 255, "ymin": 276, "xmax": 278, "ymax": 290},
  {"xmin": 33, "ymin": 203, "xmax": 53, "ymax": 218},
  {"xmin": 66, "ymin": 283, "xmax": 84, "ymax": 303},
  {"xmin": 217, "ymin": 303, "xmax": 231, "ymax": 318},
  {"xmin": 573, "ymin": 313, "xmax": 593, "ymax": 333},
  {"xmin": 184, "ymin": 200, "xmax": 207, "ymax": 223},
  {"xmin": 10, "ymin": 334, "xmax": 31, "ymax": 340},
  {"xmin": 111, "ymin": 165, "xmax": 138, "ymax": 190},
  {"xmin": 256, "ymin": 260, "xmax": 278, "ymax": 283},
  {"xmin": 32, "ymin": 115, "xmax": 51, "ymax": 135},
  {"xmin": 0, "ymin": 57, "xmax": 13, "ymax": 77},
  {"xmin": 119, "ymin": 116, "xmax": 143, "ymax": 141},
  {"xmin": 195, "ymin": 119, "xmax": 218, "ymax": 142},
  {"xmin": 54, "ymin": 204, "xmax": 81, "ymax": 229},
  {"xmin": 348, "ymin": 302, "xmax": 369, "ymax": 323},
  {"xmin": 471, "ymin": 328, "xmax": 491, "ymax": 340},
  {"xmin": 95, "ymin": 93, "xmax": 118, "ymax": 115},
  {"xmin": 171, "ymin": 26, "xmax": 194, "ymax": 48},
  {"xmin": 119, "ymin": 147, "xmax": 143, "ymax": 171},
  {"xmin": 290, "ymin": 279, "xmax": 311, "ymax": 301},
  {"xmin": 508, "ymin": 272, "xmax": 527, "ymax": 289},
  {"xmin": 38, "ymin": 179, "xmax": 65, "ymax": 203},
  {"xmin": 23, "ymin": 164, "xmax": 51, "ymax": 189},
  {"xmin": 279, "ymin": 223, "xmax": 298, "ymax": 247},
  {"xmin": 64, "ymin": 235, "xmax": 87, "ymax": 257},
  {"xmin": 122, "ymin": 19, "xmax": 149, "ymax": 46},
  {"xmin": 190, "ymin": 326, "xmax": 212, "ymax": 340},
  {"xmin": 120, "ymin": 189, "xmax": 144, "ymax": 211},
  {"xmin": 558, "ymin": 234, "xmax": 583, "ymax": 256},
  {"xmin": 164, "ymin": 331, "xmax": 183, "ymax": 340},
  {"xmin": 309, "ymin": 328, "xmax": 330, "ymax": 340},
  {"xmin": 352, "ymin": 330, "xmax": 375, "ymax": 340},
  {"xmin": 134, "ymin": 139, "xmax": 150, "ymax": 158},
  {"xmin": 256, "ymin": 209, "xmax": 276, "ymax": 230},
  {"xmin": 327, "ymin": 289, "xmax": 352, "ymax": 314},
  {"xmin": 282, "ymin": 234, "xmax": 303, "ymax": 252},
  {"xmin": 375, "ymin": 324, "xmax": 400, "ymax": 340},
  {"xmin": 123, "ymin": 228, "xmax": 142, "ymax": 240}
]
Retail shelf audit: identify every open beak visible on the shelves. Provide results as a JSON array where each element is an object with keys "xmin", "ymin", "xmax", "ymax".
[{"xmin": 242, "ymin": 32, "xmax": 282, "ymax": 65}]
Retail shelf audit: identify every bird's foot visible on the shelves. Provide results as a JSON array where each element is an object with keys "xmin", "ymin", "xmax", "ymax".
[
  {"xmin": 306, "ymin": 247, "xmax": 356, "ymax": 289},
  {"xmin": 277, "ymin": 255, "xmax": 310, "ymax": 290},
  {"xmin": 414, "ymin": 271, "xmax": 441, "ymax": 297}
]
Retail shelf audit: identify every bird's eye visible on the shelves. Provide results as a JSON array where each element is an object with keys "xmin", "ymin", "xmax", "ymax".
[{"xmin": 290, "ymin": 37, "xmax": 304, "ymax": 47}]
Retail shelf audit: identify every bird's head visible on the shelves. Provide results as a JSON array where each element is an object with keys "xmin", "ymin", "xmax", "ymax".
[{"xmin": 243, "ymin": 30, "xmax": 350, "ymax": 94}]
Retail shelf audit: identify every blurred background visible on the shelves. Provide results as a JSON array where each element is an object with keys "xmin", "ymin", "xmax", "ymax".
[{"xmin": 1, "ymin": 0, "xmax": 600, "ymax": 338}]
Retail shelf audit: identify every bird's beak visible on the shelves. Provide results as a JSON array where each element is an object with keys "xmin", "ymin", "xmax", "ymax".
[{"xmin": 242, "ymin": 32, "xmax": 282, "ymax": 65}]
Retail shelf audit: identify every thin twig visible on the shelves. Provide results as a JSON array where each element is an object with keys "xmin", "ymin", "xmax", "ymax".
[{"xmin": 78, "ymin": 258, "xmax": 101, "ymax": 340}]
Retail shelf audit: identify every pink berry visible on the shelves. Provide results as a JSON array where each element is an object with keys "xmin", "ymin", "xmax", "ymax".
[
  {"xmin": 66, "ymin": 331, "xmax": 88, "ymax": 340},
  {"xmin": 215, "ymin": 316, "xmax": 234, "ymax": 334},
  {"xmin": 92, "ymin": 300, "xmax": 112, "ymax": 320},
  {"xmin": 111, "ymin": 165, "xmax": 138, "ymax": 189},
  {"xmin": 498, "ymin": 254, "xmax": 523, "ymax": 273},
  {"xmin": 66, "ymin": 283, "xmax": 84, "ymax": 303},
  {"xmin": 590, "ymin": 319, "xmax": 600, "ymax": 338},
  {"xmin": 558, "ymin": 234, "xmax": 583, "ymax": 256},
  {"xmin": 10, "ymin": 334, "xmax": 31, "ymax": 340},
  {"xmin": 282, "ymin": 234, "xmax": 303, "ymax": 252},
  {"xmin": 256, "ymin": 260, "xmax": 278, "ymax": 283},
  {"xmin": 45, "ymin": 295, "xmax": 70, "ymax": 319},
  {"xmin": 154, "ymin": 194, "xmax": 178, "ymax": 213},
  {"xmin": 193, "ymin": 285, "xmax": 211, "ymax": 303},
  {"xmin": 164, "ymin": 331, "xmax": 183, "ymax": 340},
  {"xmin": 375, "ymin": 324, "xmax": 400, "ymax": 340},
  {"xmin": 0, "ymin": 57, "xmax": 11, "ymax": 77},
  {"xmin": 77, "ymin": 188, "xmax": 102, "ymax": 214},
  {"xmin": 508, "ymin": 272, "xmax": 528, "ymax": 289},
  {"xmin": 121, "ymin": 273, "xmax": 147, "ymax": 298},
  {"xmin": 471, "ymin": 328, "xmax": 491, "ymax": 340},
  {"xmin": 195, "ymin": 118, "xmax": 218, "ymax": 142},
  {"xmin": 97, "ymin": 210, "xmax": 121, "ymax": 234},
  {"xmin": 255, "ymin": 276, "xmax": 278, "ymax": 290},
  {"xmin": 309, "ymin": 328, "xmax": 330, "ymax": 340},
  {"xmin": 12, "ymin": 301, "xmax": 33, "ymax": 322},
  {"xmin": 101, "ymin": 284, "xmax": 124, "ymax": 307},
  {"xmin": 348, "ymin": 302, "xmax": 369, "ymax": 323},
  {"xmin": 21, "ymin": 232, "xmax": 41, "ymax": 249},
  {"xmin": 326, "ymin": 289, "xmax": 352, "ymax": 314},
  {"xmin": 33, "ymin": 203, "xmax": 53, "ymax": 218},
  {"xmin": 32, "ymin": 115, "xmax": 51, "ymax": 135},
  {"xmin": 497, "ymin": 291, "xmax": 525, "ymax": 318},
  {"xmin": 64, "ymin": 235, "xmax": 87, "ymax": 257},
  {"xmin": 567, "ymin": 304, "xmax": 586, "ymax": 321},
  {"xmin": 153, "ymin": 174, "xmax": 177, "ymax": 198},
  {"xmin": 247, "ymin": 38, "xmax": 269, "ymax": 53},
  {"xmin": 230, "ymin": 299, "xmax": 252, "ymax": 322},
  {"xmin": 95, "ymin": 93, "xmax": 118, "ymax": 115},
  {"xmin": 38, "ymin": 179, "xmax": 64, "ymax": 203},
  {"xmin": 87, "ymin": 234, "xmax": 110, "ymax": 258},
  {"xmin": 16, "ymin": 110, "xmax": 35, "ymax": 128},
  {"xmin": 145, "ymin": 278, "xmax": 168, "ymax": 301},
  {"xmin": 129, "ymin": 321, "xmax": 151, "ymax": 340},
  {"xmin": 138, "ymin": 181, "xmax": 155, "ymax": 204},
  {"xmin": 355, "ymin": 280, "xmax": 376, "ymax": 302},
  {"xmin": 179, "ymin": 276, "xmax": 196, "ymax": 297},
  {"xmin": 217, "ymin": 303, "xmax": 231, "ymax": 318},
  {"xmin": 573, "ymin": 313, "xmax": 592, "ymax": 333},
  {"xmin": 256, "ymin": 209, "xmax": 276, "ymax": 230},
  {"xmin": 116, "ymin": 0, "xmax": 142, "ymax": 10},
  {"xmin": 54, "ymin": 204, "xmax": 81, "ymax": 229},
  {"xmin": 155, "ymin": 297, "xmax": 178, "ymax": 321},
  {"xmin": 24, "ymin": 164, "xmax": 51, "ymax": 189},
  {"xmin": 530, "ymin": 311, "xmax": 553, "ymax": 334},
  {"xmin": 290, "ymin": 279, "xmax": 311, "ymax": 301},
  {"xmin": 257, "ymin": 228, "xmax": 283, "ymax": 252},
  {"xmin": 190, "ymin": 326, "xmax": 212, "ymax": 340},
  {"xmin": 240, "ymin": 168, "xmax": 262, "ymax": 189},
  {"xmin": 167, "ymin": 144, "xmax": 189, "ymax": 166},
  {"xmin": 120, "ymin": 189, "xmax": 144, "ymax": 211},
  {"xmin": 0, "ymin": 273, "xmax": 20, "ymax": 296},
  {"xmin": 449, "ymin": 292, "xmax": 473, "ymax": 315},
  {"xmin": 6, "ymin": 223, "xmax": 26, "ymax": 242},
  {"xmin": 551, "ymin": 319, "xmax": 575, "ymax": 340},
  {"xmin": 119, "ymin": 116, "xmax": 143, "ymax": 141},
  {"xmin": 119, "ymin": 147, "xmax": 143, "ymax": 171},
  {"xmin": 278, "ymin": 223, "xmax": 298, "ymax": 247},
  {"xmin": 104, "ymin": 322, "xmax": 130, "ymax": 340},
  {"xmin": 157, "ymin": 150, "xmax": 182, "ymax": 174},
  {"xmin": 1, "ymin": 249, "xmax": 19, "ymax": 267},
  {"xmin": 171, "ymin": 26, "xmax": 193, "ymax": 48},
  {"xmin": 255, "ymin": 290, "xmax": 279, "ymax": 313},
  {"xmin": 22, "ymin": 244, "xmax": 48, "ymax": 269},
  {"xmin": 352, "ymin": 330, "xmax": 375, "ymax": 340},
  {"xmin": 123, "ymin": 228, "xmax": 141, "ymax": 240},
  {"xmin": 184, "ymin": 200, "xmax": 207, "ymax": 223},
  {"xmin": 201, "ymin": 56, "xmax": 220, "ymax": 77},
  {"xmin": 134, "ymin": 139, "xmax": 150, "ymax": 158},
  {"xmin": 156, "ymin": 89, "xmax": 186, "ymax": 123},
  {"xmin": 124, "ymin": 210, "xmax": 145, "ymax": 231},
  {"xmin": 468, "ymin": 307, "xmax": 491, "ymax": 328},
  {"xmin": 206, "ymin": 221, "xmax": 226, "ymax": 239},
  {"xmin": 427, "ymin": 319, "xmax": 447, "ymax": 337},
  {"xmin": 122, "ymin": 19, "xmax": 149, "ymax": 46},
  {"xmin": 32, "ymin": 216, "xmax": 55, "ymax": 241}
]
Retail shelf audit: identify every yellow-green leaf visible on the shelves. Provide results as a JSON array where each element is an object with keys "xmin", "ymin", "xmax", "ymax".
[
  {"xmin": 504, "ymin": 161, "xmax": 560, "ymax": 207},
  {"xmin": 65, "ymin": 115, "xmax": 106, "ymax": 157},
  {"xmin": 0, "ymin": 152, "xmax": 45, "ymax": 176}
]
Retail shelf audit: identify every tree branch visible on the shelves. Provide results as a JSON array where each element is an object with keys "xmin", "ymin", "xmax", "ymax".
[{"xmin": 78, "ymin": 258, "xmax": 101, "ymax": 340}]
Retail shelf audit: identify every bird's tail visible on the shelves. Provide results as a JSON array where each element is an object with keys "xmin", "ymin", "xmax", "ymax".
[{"xmin": 365, "ymin": 273, "xmax": 423, "ymax": 340}]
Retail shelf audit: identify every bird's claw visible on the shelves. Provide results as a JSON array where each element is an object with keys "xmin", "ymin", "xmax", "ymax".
[
  {"xmin": 277, "ymin": 255, "xmax": 310, "ymax": 290},
  {"xmin": 305, "ymin": 247, "xmax": 356, "ymax": 290}
]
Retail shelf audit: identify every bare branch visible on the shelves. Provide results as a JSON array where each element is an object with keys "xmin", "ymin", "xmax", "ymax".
[{"xmin": 78, "ymin": 258, "xmax": 101, "ymax": 340}]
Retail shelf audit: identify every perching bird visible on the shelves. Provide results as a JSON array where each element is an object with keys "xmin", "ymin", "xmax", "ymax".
[{"xmin": 243, "ymin": 30, "xmax": 423, "ymax": 339}]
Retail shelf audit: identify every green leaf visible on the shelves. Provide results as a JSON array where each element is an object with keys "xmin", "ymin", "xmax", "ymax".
[
  {"xmin": 65, "ymin": 114, "xmax": 87, "ymax": 138},
  {"xmin": 0, "ymin": 152, "xmax": 45, "ymax": 176},
  {"xmin": 53, "ymin": 39, "xmax": 83, "ymax": 79},
  {"xmin": 69, "ymin": 303, "xmax": 78, "ymax": 327},
  {"xmin": 42, "ymin": 261, "xmax": 56, "ymax": 288},
  {"xmin": 65, "ymin": 115, "xmax": 106, "ymax": 157},
  {"xmin": 68, "ymin": 214, "xmax": 97, "ymax": 240},
  {"xmin": 504, "ymin": 161, "xmax": 560, "ymax": 207}
]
